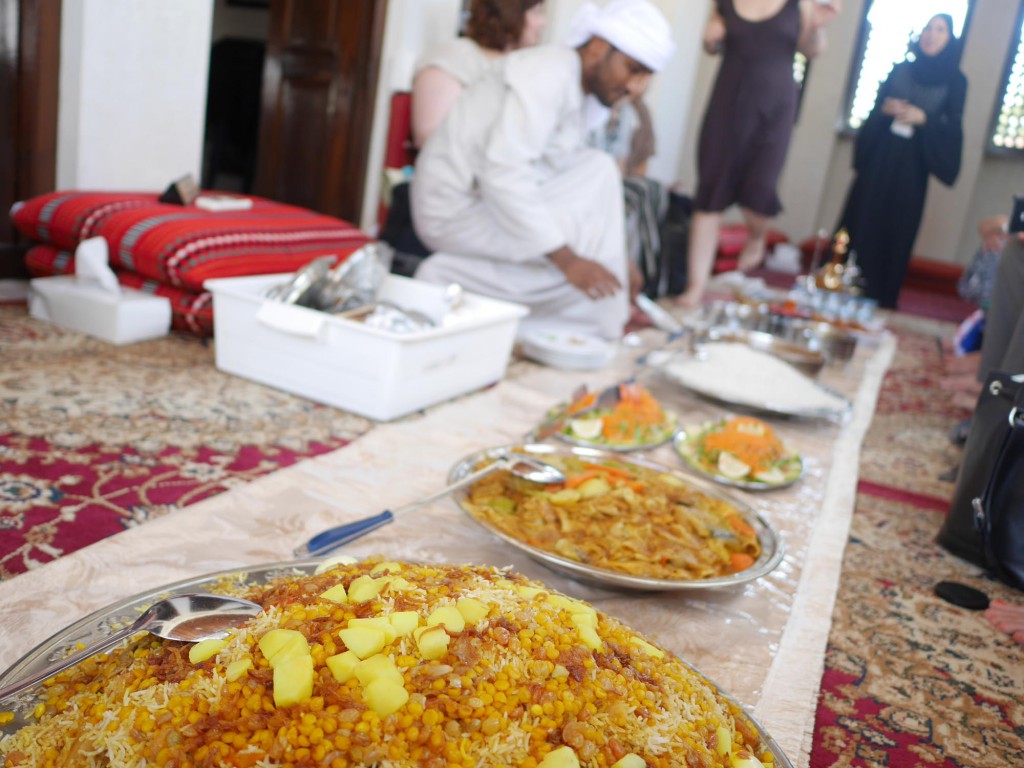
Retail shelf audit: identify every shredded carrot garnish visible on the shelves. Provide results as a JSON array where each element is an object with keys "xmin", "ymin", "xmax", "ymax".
[{"xmin": 701, "ymin": 416, "xmax": 783, "ymax": 471}]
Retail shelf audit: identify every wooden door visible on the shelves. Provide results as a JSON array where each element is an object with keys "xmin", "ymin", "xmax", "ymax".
[
  {"xmin": 0, "ymin": 0, "xmax": 61, "ymax": 277},
  {"xmin": 255, "ymin": 0, "xmax": 387, "ymax": 224}
]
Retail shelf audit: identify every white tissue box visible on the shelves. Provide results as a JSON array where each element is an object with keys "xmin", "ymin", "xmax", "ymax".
[
  {"xmin": 28, "ymin": 276, "xmax": 172, "ymax": 345},
  {"xmin": 205, "ymin": 273, "xmax": 528, "ymax": 421}
]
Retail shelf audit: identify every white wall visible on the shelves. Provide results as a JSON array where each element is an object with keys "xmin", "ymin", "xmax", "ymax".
[
  {"xmin": 57, "ymin": 0, "xmax": 214, "ymax": 191},
  {"xmin": 54, "ymin": 0, "xmax": 1022, "ymax": 266}
]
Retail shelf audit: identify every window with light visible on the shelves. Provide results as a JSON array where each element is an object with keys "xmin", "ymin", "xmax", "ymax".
[
  {"xmin": 991, "ymin": 5, "xmax": 1024, "ymax": 152},
  {"xmin": 844, "ymin": 0, "xmax": 971, "ymax": 131}
]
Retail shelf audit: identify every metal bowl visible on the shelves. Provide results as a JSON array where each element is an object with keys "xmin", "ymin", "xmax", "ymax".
[{"xmin": 448, "ymin": 443, "xmax": 785, "ymax": 591}]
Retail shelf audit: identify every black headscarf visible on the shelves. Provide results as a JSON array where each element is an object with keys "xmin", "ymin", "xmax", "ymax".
[{"xmin": 908, "ymin": 14, "xmax": 962, "ymax": 86}]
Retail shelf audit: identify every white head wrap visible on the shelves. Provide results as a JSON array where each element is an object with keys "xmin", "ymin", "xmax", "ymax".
[{"xmin": 564, "ymin": 0, "xmax": 676, "ymax": 72}]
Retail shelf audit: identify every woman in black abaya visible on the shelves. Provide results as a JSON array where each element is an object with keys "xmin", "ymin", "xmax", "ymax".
[{"xmin": 837, "ymin": 14, "xmax": 966, "ymax": 308}]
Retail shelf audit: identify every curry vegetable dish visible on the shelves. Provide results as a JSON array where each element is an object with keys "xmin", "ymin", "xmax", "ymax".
[
  {"xmin": 0, "ymin": 561, "xmax": 774, "ymax": 768},
  {"xmin": 463, "ymin": 454, "xmax": 762, "ymax": 580}
]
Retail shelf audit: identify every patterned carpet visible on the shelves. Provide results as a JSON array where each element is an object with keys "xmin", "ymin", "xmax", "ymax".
[
  {"xmin": 3, "ymin": 303, "xmax": 1022, "ymax": 764},
  {"xmin": 810, "ymin": 318, "xmax": 1024, "ymax": 767},
  {"xmin": 0, "ymin": 304, "xmax": 373, "ymax": 579}
]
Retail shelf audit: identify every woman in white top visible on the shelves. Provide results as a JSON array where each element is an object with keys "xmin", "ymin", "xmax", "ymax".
[{"xmin": 412, "ymin": 0, "xmax": 547, "ymax": 149}]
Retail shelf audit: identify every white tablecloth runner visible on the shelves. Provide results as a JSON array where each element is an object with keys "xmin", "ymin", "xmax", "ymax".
[{"xmin": 0, "ymin": 328, "xmax": 895, "ymax": 766}]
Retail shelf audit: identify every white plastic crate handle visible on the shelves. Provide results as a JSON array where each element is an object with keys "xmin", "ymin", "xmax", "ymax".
[{"xmin": 256, "ymin": 300, "xmax": 327, "ymax": 340}]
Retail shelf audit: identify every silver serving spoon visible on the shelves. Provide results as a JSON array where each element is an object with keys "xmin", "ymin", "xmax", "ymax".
[
  {"xmin": 0, "ymin": 593, "xmax": 264, "ymax": 703},
  {"xmin": 294, "ymin": 453, "xmax": 566, "ymax": 558}
]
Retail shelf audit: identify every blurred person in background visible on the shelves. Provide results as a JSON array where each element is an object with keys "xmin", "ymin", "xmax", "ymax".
[
  {"xmin": 677, "ymin": 0, "xmax": 840, "ymax": 310},
  {"xmin": 835, "ymin": 13, "xmax": 967, "ymax": 309}
]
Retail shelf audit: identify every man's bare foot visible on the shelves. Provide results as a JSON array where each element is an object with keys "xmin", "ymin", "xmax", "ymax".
[{"xmin": 984, "ymin": 601, "xmax": 1024, "ymax": 646}]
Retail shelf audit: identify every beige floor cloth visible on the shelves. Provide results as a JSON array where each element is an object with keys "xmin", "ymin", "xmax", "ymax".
[{"xmin": 0, "ymin": 326, "xmax": 895, "ymax": 766}]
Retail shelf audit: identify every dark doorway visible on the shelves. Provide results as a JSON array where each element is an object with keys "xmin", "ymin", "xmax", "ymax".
[
  {"xmin": 202, "ymin": 1, "xmax": 270, "ymax": 193},
  {"xmin": 0, "ymin": 0, "xmax": 61, "ymax": 278}
]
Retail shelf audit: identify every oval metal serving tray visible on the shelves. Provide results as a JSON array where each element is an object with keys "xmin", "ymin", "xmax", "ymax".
[
  {"xmin": 448, "ymin": 443, "xmax": 785, "ymax": 591},
  {"xmin": 0, "ymin": 558, "xmax": 793, "ymax": 768},
  {"xmin": 673, "ymin": 429, "xmax": 805, "ymax": 492}
]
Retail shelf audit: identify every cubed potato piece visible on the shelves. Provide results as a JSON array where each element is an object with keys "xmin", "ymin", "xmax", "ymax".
[
  {"xmin": 611, "ymin": 755, "xmax": 646, "ymax": 768},
  {"xmin": 363, "ymin": 677, "xmax": 409, "ymax": 717},
  {"xmin": 538, "ymin": 746, "xmax": 580, "ymax": 768},
  {"xmin": 731, "ymin": 751, "xmax": 764, "ymax": 768},
  {"xmin": 548, "ymin": 488, "xmax": 582, "ymax": 506},
  {"xmin": 188, "ymin": 638, "xmax": 227, "ymax": 664},
  {"xmin": 414, "ymin": 625, "xmax": 451, "ymax": 661},
  {"xmin": 577, "ymin": 477, "xmax": 611, "ymax": 499},
  {"xmin": 571, "ymin": 612, "xmax": 598, "ymax": 630},
  {"xmin": 313, "ymin": 554, "xmax": 358, "ymax": 575},
  {"xmin": 546, "ymin": 594, "xmax": 592, "ymax": 615},
  {"xmin": 348, "ymin": 575, "xmax": 387, "ymax": 603},
  {"xmin": 515, "ymin": 586, "xmax": 547, "ymax": 600},
  {"xmin": 426, "ymin": 606, "xmax": 465, "ymax": 633},
  {"xmin": 325, "ymin": 651, "xmax": 360, "ymax": 683},
  {"xmin": 389, "ymin": 611, "xmax": 421, "ymax": 637},
  {"xmin": 225, "ymin": 658, "xmax": 253, "ymax": 682},
  {"xmin": 272, "ymin": 655, "xmax": 314, "ymax": 707},
  {"xmin": 319, "ymin": 584, "xmax": 348, "ymax": 604},
  {"xmin": 338, "ymin": 626, "xmax": 387, "ymax": 659},
  {"xmin": 348, "ymin": 617, "xmax": 397, "ymax": 644},
  {"xmin": 258, "ymin": 629, "xmax": 309, "ymax": 667},
  {"xmin": 629, "ymin": 636, "xmax": 665, "ymax": 659},
  {"xmin": 455, "ymin": 597, "xmax": 488, "ymax": 625},
  {"xmin": 577, "ymin": 625, "xmax": 602, "ymax": 651},
  {"xmin": 384, "ymin": 576, "xmax": 413, "ymax": 592},
  {"xmin": 354, "ymin": 653, "xmax": 403, "ymax": 687},
  {"xmin": 716, "ymin": 726, "xmax": 732, "ymax": 757},
  {"xmin": 370, "ymin": 561, "xmax": 404, "ymax": 575}
]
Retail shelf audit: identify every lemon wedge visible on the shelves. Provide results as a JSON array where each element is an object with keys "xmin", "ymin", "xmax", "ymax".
[
  {"xmin": 753, "ymin": 467, "xmax": 785, "ymax": 485},
  {"xmin": 569, "ymin": 418, "xmax": 604, "ymax": 440},
  {"xmin": 717, "ymin": 451, "xmax": 751, "ymax": 480}
]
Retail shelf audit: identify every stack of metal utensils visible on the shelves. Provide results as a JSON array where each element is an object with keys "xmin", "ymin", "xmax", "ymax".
[{"xmin": 264, "ymin": 242, "xmax": 460, "ymax": 334}]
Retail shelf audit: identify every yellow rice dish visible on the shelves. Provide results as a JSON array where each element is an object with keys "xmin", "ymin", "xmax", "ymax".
[
  {"xmin": 462, "ymin": 455, "xmax": 762, "ymax": 580},
  {"xmin": 0, "ymin": 560, "xmax": 774, "ymax": 768}
]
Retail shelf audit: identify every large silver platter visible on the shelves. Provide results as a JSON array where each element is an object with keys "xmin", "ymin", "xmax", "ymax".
[
  {"xmin": 0, "ymin": 559, "xmax": 320, "ymax": 734},
  {"xmin": 448, "ymin": 443, "xmax": 785, "ymax": 591},
  {"xmin": 673, "ymin": 428, "xmax": 805, "ymax": 492},
  {"xmin": 0, "ymin": 559, "xmax": 793, "ymax": 768}
]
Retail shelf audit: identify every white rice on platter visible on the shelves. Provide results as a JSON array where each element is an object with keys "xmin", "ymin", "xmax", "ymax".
[{"xmin": 664, "ymin": 342, "xmax": 849, "ymax": 415}]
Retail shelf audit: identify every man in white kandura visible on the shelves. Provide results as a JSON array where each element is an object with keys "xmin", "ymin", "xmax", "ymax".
[{"xmin": 411, "ymin": 0, "xmax": 675, "ymax": 340}]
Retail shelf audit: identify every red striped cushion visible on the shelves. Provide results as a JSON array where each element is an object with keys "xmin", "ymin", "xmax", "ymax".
[
  {"xmin": 11, "ymin": 191, "xmax": 160, "ymax": 250},
  {"xmin": 25, "ymin": 245, "xmax": 214, "ymax": 337},
  {"xmin": 104, "ymin": 197, "xmax": 368, "ymax": 291},
  {"xmin": 13, "ymin": 191, "xmax": 371, "ymax": 292}
]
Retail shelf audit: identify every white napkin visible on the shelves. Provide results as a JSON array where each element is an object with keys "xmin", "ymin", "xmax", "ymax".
[{"xmin": 74, "ymin": 237, "xmax": 121, "ymax": 294}]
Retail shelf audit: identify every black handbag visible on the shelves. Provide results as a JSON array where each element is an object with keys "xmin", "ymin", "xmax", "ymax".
[
  {"xmin": 972, "ymin": 379, "xmax": 1024, "ymax": 589},
  {"xmin": 937, "ymin": 371, "xmax": 1024, "ymax": 573}
]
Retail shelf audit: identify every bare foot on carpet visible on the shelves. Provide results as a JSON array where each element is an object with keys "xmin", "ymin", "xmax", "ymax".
[
  {"xmin": 984, "ymin": 601, "xmax": 1024, "ymax": 646},
  {"xmin": 736, "ymin": 241, "xmax": 766, "ymax": 272}
]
